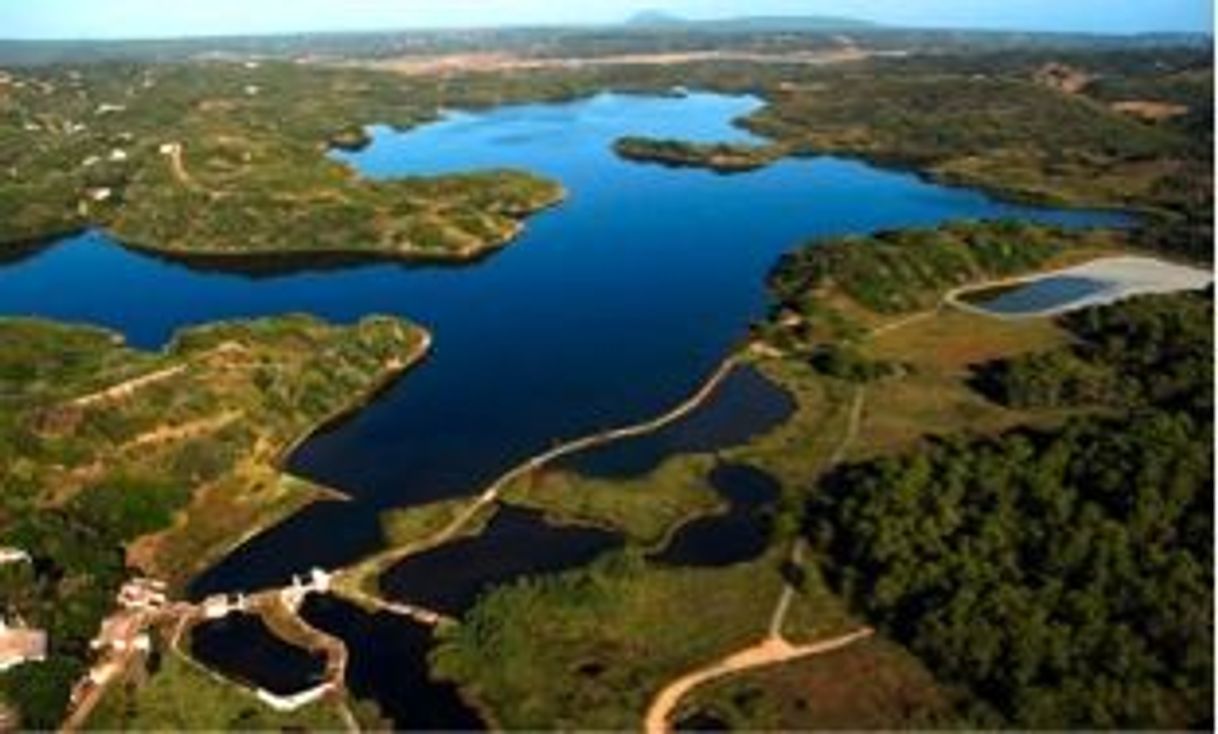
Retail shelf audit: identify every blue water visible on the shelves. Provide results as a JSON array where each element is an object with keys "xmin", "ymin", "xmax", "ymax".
[
  {"xmin": 558, "ymin": 364, "xmax": 795, "ymax": 479},
  {"xmin": 968, "ymin": 275, "xmax": 1112, "ymax": 315},
  {"xmin": 0, "ymin": 92, "xmax": 1127, "ymax": 594},
  {"xmin": 650, "ymin": 463, "xmax": 781, "ymax": 568}
]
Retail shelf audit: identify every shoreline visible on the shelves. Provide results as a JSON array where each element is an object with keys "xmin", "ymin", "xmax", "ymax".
[
  {"xmin": 0, "ymin": 184, "xmax": 567, "ymax": 276},
  {"xmin": 168, "ymin": 323, "xmax": 434, "ymax": 592},
  {"xmin": 331, "ymin": 349, "xmax": 750, "ymax": 599},
  {"xmin": 944, "ymin": 254, "xmax": 1214, "ymax": 320}
]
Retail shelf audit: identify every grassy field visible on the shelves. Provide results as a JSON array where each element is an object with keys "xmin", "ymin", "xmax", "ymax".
[
  {"xmin": 84, "ymin": 650, "xmax": 347, "ymax": 731},
  {"xmin": 680, "ymin": 636, "xmax": 954, "ymax": 730},
  {"xmin": 432, "ymin": 548, "xmax": 793, "ymax": 730},
  {"xmin": 422, "ymin": 351, "xmax": 865, "ymax": 728},
  {"xmin": 501, "ymin": 455, "xmax": 723, "ymax": 548},
  {"xmin": 848, "ymin": 308, "xmax": 1074, "ymax": 459},
  {"xmin": 379, "ymin": 497, "xmax": 482, "ymax": 548}
]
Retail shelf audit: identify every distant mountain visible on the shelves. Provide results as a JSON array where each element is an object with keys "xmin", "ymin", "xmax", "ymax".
[
  {"xmin": 625, "ymin": 10, "xmax": 686, "ymax": 27},
  {"xmin": 624, "ymin": 10, "xmax": 879, "ymax": 32}
]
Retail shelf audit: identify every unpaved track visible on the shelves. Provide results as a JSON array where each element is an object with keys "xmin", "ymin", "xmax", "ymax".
[
  {"xmin": 70, "ymin": 364, "xmax": 188, "ymax": 408},
  {"xmin": 646, "ymin": 383, "xmax": 869, "ymax": 733},
  {"xmin": 643, "ymin": 628, "xmax": 874, "ymax": 734}
]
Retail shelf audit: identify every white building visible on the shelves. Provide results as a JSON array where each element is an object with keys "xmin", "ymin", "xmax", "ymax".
[
  {"xmin": 0, "ymin": 618, "xmax": 47, "ymax": 673},
  {"xmin": 0, "ymin": 548, "xmax": 30, "ymax": 565}
]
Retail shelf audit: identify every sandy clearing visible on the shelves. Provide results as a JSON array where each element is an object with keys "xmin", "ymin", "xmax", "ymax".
[
  {"xmin": 948, "ymin": 255, "xmax": 1213, "ymax": 319},
  {"xmin": 643, "ymin": 629, "xmax": 874, "ymax": 734}
]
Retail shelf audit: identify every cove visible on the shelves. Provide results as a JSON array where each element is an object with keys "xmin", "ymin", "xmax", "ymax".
[
  {"xmin": 650, "ymin": 463, "xmax": 781, "ymax": 568},
  {"xmin": 0, "ymin": 91, "xmax": 1128, "ymax": 595}
]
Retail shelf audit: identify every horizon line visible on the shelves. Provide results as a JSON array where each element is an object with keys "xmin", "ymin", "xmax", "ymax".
[{"xmin": 0, "ymin": 20, "xmax": 1211, "ymax": 45}]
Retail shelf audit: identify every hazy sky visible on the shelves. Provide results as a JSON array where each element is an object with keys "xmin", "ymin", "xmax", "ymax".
[{"xmin": 0, "ymin": 0, "xmax": 1211, "ymax": 40}]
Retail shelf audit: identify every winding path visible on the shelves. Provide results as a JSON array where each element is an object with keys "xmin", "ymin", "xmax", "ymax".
[
  {"xmin": 643, "ymin": 628, "xmax": 874, "ymax": 734},
  {"xmin": 644, "ymin": 384, "xmax": 869, "ymax": 733},
  {"xmin": 334, "ymin": 354, "xmax": 742, "ymax": 590}
]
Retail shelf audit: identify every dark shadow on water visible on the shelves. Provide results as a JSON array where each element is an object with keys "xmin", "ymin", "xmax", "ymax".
[
  {"xmin": 187, "ymin": 501, "xmax": 384, "ymax": 601},
  {"xmin": 299, "ymin": 593, "xmax": 486, "ymax": 731},
  {"xmin": 128, "ymin": 243, "xmax": 507, "ymax": 280},
  {"xmin": 0, "ymin": 230, "xmax": 82, "ymax": 267},
  {"xmin": 558, "ymin": 365, "xmax": 795, "ymax": 480},
  {"xmin": 188, "ymin": 612, "xmax": 326, "ymax": 696},
  {"xmin": 379, "ymin": 505, "xmax": 622, "ymax": 616},
  {"xmin": 650, "ymin": 463, "xmax": 780, "ymax": 568}
]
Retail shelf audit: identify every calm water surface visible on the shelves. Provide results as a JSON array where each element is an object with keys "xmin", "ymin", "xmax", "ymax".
[
  {"xmin": 379, "ymin": 506, "xmax": 621, "ymax": 616},
  {"xmin": 300, "ymin": 594, "xmax": 486, "ymax": 731},
  {"xmin": 965, "ymin": 275, "xmax": 1112, "ymax": 315},
  {"xmin": 0, "ymin": 92, "xmax": 1127, "ymax": 594},
  {"xmin": 650, "ymin": 463, "xmax": 781, "ymax": 568},
  {"xmin": 189, "ymin": 613, "xmax": 327, "ymax": 695},
  {"xmin": 558, "ymin": 364, "xmax": 794, "ymax": 479}
]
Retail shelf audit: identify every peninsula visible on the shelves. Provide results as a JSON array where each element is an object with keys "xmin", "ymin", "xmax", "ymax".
[{"xmin": 0, "ymin": 313, "xmax": 429, "ymax": 727}]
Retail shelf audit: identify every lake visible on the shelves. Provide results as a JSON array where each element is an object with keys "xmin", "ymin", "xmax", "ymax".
[{"xmin": 0, "ymin": 91, "xmax": 1127, "ymax": 595}]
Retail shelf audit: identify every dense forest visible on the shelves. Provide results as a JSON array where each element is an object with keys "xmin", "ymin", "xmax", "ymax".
[
  {"xmin": 974, "ymin": 287, "xmax": 1213, "ymax": 414},
  {"xmin": 809, "ymin": 291, "xmax": 1213, "ymax": 728}
]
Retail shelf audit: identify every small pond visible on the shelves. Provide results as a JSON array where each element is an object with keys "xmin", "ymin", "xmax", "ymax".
[
  {"xmin": 961, "ymin": 275, "xmax": 1111, "ymax": 315},
  {"xmin": 189, "ymin": 612, "xmax": 326, "ymax": 696}
]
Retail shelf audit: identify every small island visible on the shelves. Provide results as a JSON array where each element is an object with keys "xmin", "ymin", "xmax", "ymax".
[
  {"xmin": 327, "ymin": 124, "xmax": 373, "ymax": 152},
  {"xmin": 613, "ymin": 136, "xmax": 785, "ymax": 173}
]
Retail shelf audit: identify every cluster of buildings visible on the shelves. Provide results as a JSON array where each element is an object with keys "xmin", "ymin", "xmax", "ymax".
[
  {"xmin": 69, "ymin": 578, "xmax": 172, "ymax": 710},
  {"xmin": 0, "ymin": 548, "xmax": 46, "ymax": 673},
  {"xmin": 0, "ymin": 618, "xmax": 47, "ymax": 674}
]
